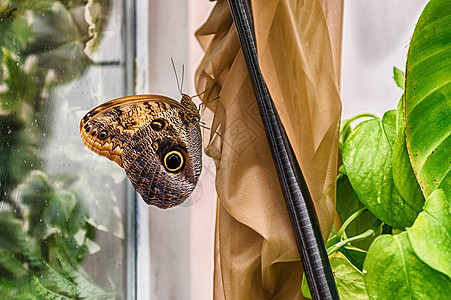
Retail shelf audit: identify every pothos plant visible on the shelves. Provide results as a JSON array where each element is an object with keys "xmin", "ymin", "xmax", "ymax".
[{"xmin": 302, "ymin": 0, "xmax": 450, "ymax": 298}]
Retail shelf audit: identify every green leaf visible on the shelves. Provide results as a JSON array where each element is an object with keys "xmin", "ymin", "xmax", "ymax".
[
  {"xmin": 301, "ymin": 252, "xmax": 370, "ymax": 299},
  {"xmin": 392, "ymin": 98, "xmax": 425, "ymax": 211},
  {"xmin": 0, "ymin": 209, "xmax": 27, "ymax": 253},
  {"xmin": 339, "ymin": 245, "xmax": 367, "ymax": 271},
  {"xmin": 363, "ymin": 232, "xmax": 451, "ymax": 299},
  {"xmin": 327, "ymin": 217, "xmax": 382, "ymax": 266},
  {"xmin": 342, "ymin": 110, "xmax": 421, "ymax": 229},
  {"xmin": 405, "ymin": 0, "xmax": 451, "ymax": 199},
  {"xmin": 0, "ymin": 248, "xmax": 29, "ymax": 278},
  {"xmin": 0, "ymin": 47, "xmax": 31, "ymax": 112},
  {"xmin": 330, "ymin": 252, "xmax": 369, "ymax": 299},
  {"xmin": 393, "ymin": 66, "xmax": 405, "ymax": 90},
  {"xmin": 339, "ymin": 114, "xmax": 379, "ymax": 153},
  {"xmin": 407, "ymin": 189, "xmax": 451, "ymax": 279},
  {"xmin": 336, "ymin": 175, "xmax": 379, "ymax": 250},
  {"xmin": 339, "ymin": 121, "xmax": 352, "ymax": 153},
  {"xmin": 301, "ymin": 273, "xmax": 311, "ymax": 299}
]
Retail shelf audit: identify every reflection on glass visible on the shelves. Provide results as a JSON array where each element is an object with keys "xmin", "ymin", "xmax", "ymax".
[{"xmin": 0, "ymin": 0, "xmax": 128, "ymax": 298}]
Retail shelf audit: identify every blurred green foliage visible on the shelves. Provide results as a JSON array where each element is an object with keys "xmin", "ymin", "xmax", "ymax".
[{"xmin": 0, "ymin": 0, "xmax": 113, "ymax": 297}]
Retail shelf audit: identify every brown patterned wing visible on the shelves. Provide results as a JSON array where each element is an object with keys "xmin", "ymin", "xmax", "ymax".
[
  {"xmin": 79, "ymin": 94, "xmax": 183, "ymax": 166},
  {"xmin": 122, "ymin": 110, "xmax": 202, "ymax": 208},
  {"xmin": 79, "ymin": 94, "xmax": 202, "ymax": 209}
]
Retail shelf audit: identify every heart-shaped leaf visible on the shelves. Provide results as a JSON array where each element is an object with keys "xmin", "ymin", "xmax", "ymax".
[
  {"xmin": 342, "ymin": 111, "xmax": 422, "ymax": 229},
  {"xmin": 301, "ymin": 252, "xmax": 369, "ymax": 300},
  {"xmin": 363, "ymin": 232, "xmax": 451, "ymax": 298},
  {"xmin": 336, "ymin": 175, "xmax": 378, "ymax": 251},
  {"xmin": 393, "ymin": 66, "xmax": 405, "ymax": 90},
  {"xmin": 393, "ymin": 98, "xmax": 425, "ymax": 211},
  {"xmin": 330, "ymin": 252, "xmax": 369, "ymax": 300},
  {"xmin": 407, "ymin": 189, "xmax": 451, "ymax": 279}
]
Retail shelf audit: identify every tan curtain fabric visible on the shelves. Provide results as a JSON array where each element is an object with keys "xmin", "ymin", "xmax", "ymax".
[{"xmin": 195, "ymin": 0, "xmax": 343, "ymax": 298}]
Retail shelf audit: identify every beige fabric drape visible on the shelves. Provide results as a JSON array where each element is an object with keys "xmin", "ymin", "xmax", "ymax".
[{"xmin": 195, "ymin": 0, "xmax": 343, "ymax": 298}]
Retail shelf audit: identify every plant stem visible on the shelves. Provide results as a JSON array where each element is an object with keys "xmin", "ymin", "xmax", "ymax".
[
  {"xmin": 327, "ymin": 219, "xmax": 383, "ymax": 256},
  {"xmin": 336, "ymin": 207, "xmax": 368, "ymax": 237},
  {"xmin": 341, "ymin": 113, "xmax": 380, "ymax": 130}
]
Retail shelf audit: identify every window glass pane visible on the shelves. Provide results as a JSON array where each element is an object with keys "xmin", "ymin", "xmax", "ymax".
[{"xmin": 0, "ymin": 0, "xmax": 130, "ymax": 298}]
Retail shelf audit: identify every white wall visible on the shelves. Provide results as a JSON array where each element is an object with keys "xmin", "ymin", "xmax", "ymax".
[
  {"xmin": 136, "ymin": 1, "xmax": 215, "ymax": 299},
  {"xmin": 341, "ymin": 0, "xmax": 429, "ymax": 118},
  {"xmin": 137, "ymin": 1, "xmax": 192, "ymax": 299}
]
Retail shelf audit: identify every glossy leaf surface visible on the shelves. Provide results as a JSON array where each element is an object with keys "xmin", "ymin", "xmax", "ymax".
[
  {"xmin": 407, "ymin": 189, "xmax": 451, "ymax": 279},
  {"xmin": 364, "ymin": 233, "xmax": 451, "ymax": 299},
  {"xmin": 405, "ymin": 0, "xmax": 451, "ymax": 199},
  {"xmin": 342, "ymin": 111, "xmax": 423, "ymax": 229}
]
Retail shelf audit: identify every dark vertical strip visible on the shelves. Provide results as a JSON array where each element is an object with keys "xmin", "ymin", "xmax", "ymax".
[{"xmin": 226, "ymin": 0, "xmax": 339, "ymax": 299}]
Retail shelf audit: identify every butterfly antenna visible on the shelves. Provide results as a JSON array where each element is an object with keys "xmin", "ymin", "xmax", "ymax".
[
  {"xmin": 192, "ymin": 89, "xmax": 207, "ymax": 99},
  {"xmin": 171, "ymin": 58, "xmax": 183, "ymax": 95},
  {"xmin": 198, "ymin": 95, "xmax": 220, "ymax": 110},
  {"xmin": 199, "ymin": 122, "xmax": 222, "ymax": 137},
  {"xmin": 181, "ymin": 64, "xmax": 185, "ymax": 95},
  {"xmin": 192, "ymin": 83, "xmax": 217, "ymax": 100}
]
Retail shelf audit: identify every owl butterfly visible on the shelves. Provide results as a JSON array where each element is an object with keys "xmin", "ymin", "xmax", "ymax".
[{"xmin": 79, "ymin": 93, "xmax": 202, "ymax": 209}]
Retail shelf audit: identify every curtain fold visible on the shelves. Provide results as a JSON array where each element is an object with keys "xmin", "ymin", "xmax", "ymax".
[{"xmin": 195, "ymin": 0, "xmax": 343, "ymax": 298}]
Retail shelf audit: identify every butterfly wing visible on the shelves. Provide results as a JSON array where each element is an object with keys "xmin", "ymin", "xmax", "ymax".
[
  {"xmin": 122, "ymin": 111, "xmax": 202, "ymax": 208},
  {"xmin": 79, "ymin": 94, "xmax": 202, "ymax": 208},
  {"xmin": 80, "ymin": 94, "xmax": 183, "ymax": 166}
]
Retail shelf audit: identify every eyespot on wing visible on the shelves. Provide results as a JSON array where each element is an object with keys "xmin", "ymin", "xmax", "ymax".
[{"xmin": 121, "ymin": 120, "xmax": 202, "ymax": 208}]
